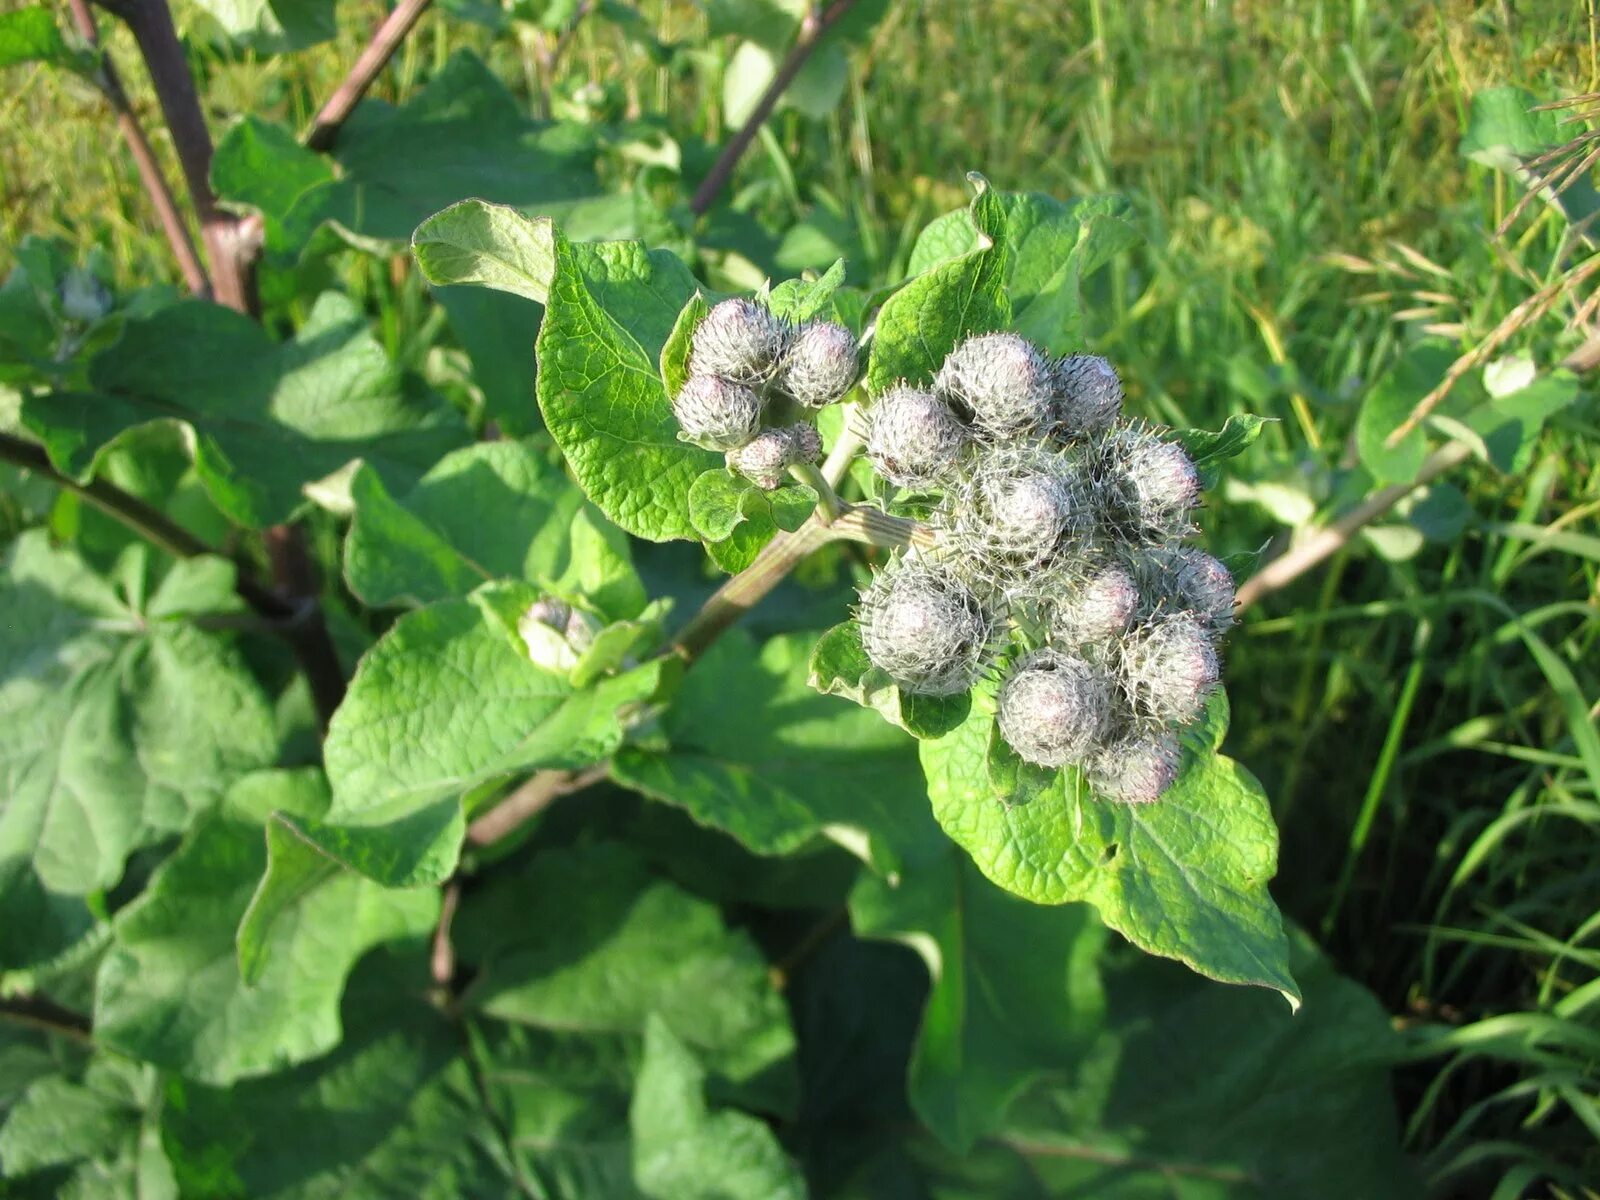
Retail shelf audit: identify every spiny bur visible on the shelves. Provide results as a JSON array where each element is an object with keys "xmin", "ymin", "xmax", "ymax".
[
  {"xmin": 866, "ymin": 386, "xmax": 969, "ymax": 489},
  {"xmin": 517, "ymin": 597, "xmax": 599, "ymax": 674},
  {"xmin": 727, "ymin": 424, "xmax": 818, "ymax": 490},
  {"xmin": 1119, "ymin": 612, "xmax": 1220, "ymax": 725},
  {"xmin": 936, "ymin": 332, "xmax": 1056, "ymax": 439},
  {"xmin": 673, "ymin": 375, "xmax": 762, "ymax": 450},
  {"xmin": 1099, "ymin": 427, "xmax": 1201, "ymax": 543},
  {"xmin": 996, "ymin": 649, "xmax": 1113, "ymax": 768},
  {"xmin": 945, "ymin": 446, "xmax": 1086, "ymax": 573},
  {"xmin": 859, "ymin": 558, "xmax": 994, "ymax": 696},
  {"xmin": 780, "ymin": 321, "xmax": 859, "ymax": 408},
  {"xmin": 1051, "ymin": 561, "xmax": 1139, "ymax": 646},
  {"xmin": 689, "ymin": 297, "xmax": 792, "ymax": 384},
  {"xmin": 1087, "ymin": 728, "xmax": 1183, "ymax": 804},
  {"xmin": 1144, "ymin": 546, "xmax": 1236, "ymax": 630},
  {"xmin": 1053, "ymin": 353, "xmax": 1123, "ymax": 436}
]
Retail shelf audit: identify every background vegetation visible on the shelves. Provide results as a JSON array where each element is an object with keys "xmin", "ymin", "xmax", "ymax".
[{"xmin": 3, "ymin": 0, "xmax": 1598, "ymax": 1194}]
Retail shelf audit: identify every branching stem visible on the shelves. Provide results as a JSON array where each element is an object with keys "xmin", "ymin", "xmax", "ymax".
[{"xmin": 305, "ymin": 0, "xmax": 435, "ymax": 152}]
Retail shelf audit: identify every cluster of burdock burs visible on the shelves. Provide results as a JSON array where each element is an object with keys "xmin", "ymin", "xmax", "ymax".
[{"xmin": 669, "ymin": 298, "xmax": 1235, "ymax": 805}]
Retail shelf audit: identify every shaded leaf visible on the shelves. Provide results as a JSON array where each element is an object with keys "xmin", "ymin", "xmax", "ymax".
[
  {"xmin": 343, "ymin": 439, "xmax": 644, "ymax": 619},
  {"xmin": 94, "ymin": 769, "xmax": 437, "ymax": 1083}
]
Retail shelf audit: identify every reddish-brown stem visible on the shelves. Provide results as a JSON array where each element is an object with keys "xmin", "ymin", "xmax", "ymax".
[
  {"xmin": 465, "ymin": 765, "xmax": 609, "ymax": 845},
  {"xmin": 690, "ymin": 0, "xmax": 861, "ymax": 216},
  {"xmin": 109, "ymin": 0, "xmax": 261, "ymax": 314},
  {"xmin": 66, "ymin": 0, "xmax": 209, "ymax": 298},
  {"xmin": 305, "ymin": 0, "xmax": 435, "ymax": 152},
  {"xmin": 0, "ymin": 995, "xmax": 93, "ymax": 1042},
  {"xmin": 263, "ymin": 524, "xmax": 347, "ymax": 732}
]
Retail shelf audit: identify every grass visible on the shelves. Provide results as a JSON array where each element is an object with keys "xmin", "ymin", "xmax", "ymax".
[{"xmin": 5, "ymin": 0, "xmax": 1600, "ymax": 1192}]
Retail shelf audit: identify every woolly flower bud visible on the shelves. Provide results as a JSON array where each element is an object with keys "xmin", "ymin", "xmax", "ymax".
[
  {"xmin": 1143, "ymin": 546, "xmax": 1236, "ymax": 630},
  {"xmin": 936, "ymin": 332, "xmax": 1055, "ymax": 439},
  {"xmin": 779, "ymin": 321, "xmax": 858, "ymax": 408},
  {"xmin": 1099, "ymin": 428, "xmax": 1201, "ymax": 543},
  {"xmin": 866, "ymin": 386, "xmax": 969, "ymax": 489},
  {"xmin": 518, "ymin": 597, "xmax": 599, "ymax": 673},
  {"xmin": 726, "ymin": 424, "xmax": 814, "ymax": 490},
  {"xmin": 859, "ymin": 559, "xmax": 993, "ymax": 696},
  {"xmin": 672, "ymin": 375, "xmax": 762, "ymax": 450},
  {"xmin": 1054, "ymin": 354, "xmax": 1123, "ymax": 436},
  {"xmin": 946, "ymin": 446, "xmax": 1087, "ymax": 573},
  {"xmin": 997, "ymin": 649, "xmax": 1113, "ymax": 768},
  {"xmin": 1087, "ymin": 728, "xmax": 1183, "ymax": 804},
  {"xmin": 1051, "ymin": 562, "xmax": 1138, "ymax": 646},
  {"xmin": 689, "ymin": 298, "xmax": 792, "ymax": 384},
  {"xmin": 1119, "ymin": 612, "xmax": 1220, "ymax": 725},
  {"xmin": 60, "ymin": 269, "xmax": 112, "ymax": 323}
]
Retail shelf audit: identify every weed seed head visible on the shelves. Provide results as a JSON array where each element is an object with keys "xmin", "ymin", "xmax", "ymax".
[
  {"xmin": 997, "ymin": 648, "xmax": 1113, "ymax": 768},
  {"xmin": 1119, "ymin": 612, "xmax": 1220, "ymax": 725},
  {"xmin": 1053, "ymin": 353, "xmax": 1123, "ymax": 436},
  {"xmin": 936, "ymin": 332, "xmax": 1056, "ymax": 439},
  {"xmin": 1087, "ymin": 728, "xmax": 1183, "ymax": 804},
  {"xmin": 727, "ymin": 425, "xmax": 812, "ymax": 490},
  {"xmin": 689, "ymin": 297, "xmax": 792, "ymax": 384},
  {"xmin": 1051, "ymin": 561, "xmax": 1139, "ymax": 646},
  {"xmin": 780, "ymin": 321, "xmax": 859, "ymax": 408},
  {"xmin": 673, "ymin": 375, "xmax": 763, "ymax": 450},
  {"xmin": 866, "ymin": 386, "xmax": 969, "ymax": 488},
  {"xmin": 859, "ymin": 558, "xmax": 994, "ymax": 696}
]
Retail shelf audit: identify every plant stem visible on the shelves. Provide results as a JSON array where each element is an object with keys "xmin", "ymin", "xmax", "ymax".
[
  {"xmin": 464, "ymin": 764, "xmax": 609, "ymax": 845},
  {"xmin": 66, "ymin": 0, "xmax": 209, "ymax": 298},
  {"xmin": 0, "ymin": 995, "xmax": 94, "ymax": 1042},
  {"xmin": 262, "ymin": 524, "xmax": 347, "ymax": 731},
  {"xmin": 690, "ymin": 0, "xmax": 860, "ymax": 215},
  {"xmin": 789, "ymin": 461, "xmax": 843, "ymax": 522},
  {"xmin": 305, "ymin": 0, "xmax": 435, "ymax": 152},
  {"xmin": 109, "ymin": 0, "xmax": 261, "ymax": 314},
  {"xmin": 1234, "ymin": 441, "xmax": 1473, "ymax": 611}
]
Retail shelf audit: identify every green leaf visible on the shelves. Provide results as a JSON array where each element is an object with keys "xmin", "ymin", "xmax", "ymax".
[
  {"xmin": 1460, "ymin": 86, "xmax": 1562, "ymax": 170},
  {"xmin": 189, "ymin": 0, "xmax": 336, "ymax": 51},
  {"xmin": 210, "ymin": 117, "xmax": 335, "ymax": 255},
  {"xmin": 94, "ymin": 769, "xmax": 436, "ymax": 1084},
  {"xmin": 808, "ymin": 620, "xmax": 971, "ymax": 739},
  {"xmin": 687, "ymin": 468, "xmax": 752, "ymax": 541},
  {"xmin": 536, "ymin": 227, "xmax": 719, "ymax": 541},
  {"xmin": 851, "ymin": 846, "xmax": 1107, "ymax": 1152},
  {"xmin": 160, "ymin": 958, "xmax": 522, "ymax": 1198},
  {"xmin": 322, "ymin": 583, "xmax": 663, "ymax": 884},
  {"xmin": 458, "ymin": 842, "xmax": 795, "ymax": 1110},
  {"xmin": 344, "ymin": 439, "xmax": 645, "ymax": 618},
  {"xmin": 23, "ymin": 292, "xmax": 468, "ymax": 528},
  {"xmin": 920, "ymin": 692, "xmax": 1300, "ymax": 1004},
  {"xmin": 659, "ymin": 292, "xmax": 710, "ymax": 403},
  {"xmin": 1464, "ymin": 370, "xmax": 1579, "ymax": 474},
  {"xmin": 0, "ymin": 7, "xmax": 73, "ymax": 69},
  {"xmin": 411, "ymin": 200, "xmax": 557, "ymax": 304},
  {"xmin": 0, "ymin": 1055, "xmax": 175, "ymax": 1197},
  {"xmin": 766, "ymin": 259, "xmax": 847, "ymax": 323},
  {"xmin": 613, "ymin": 631, "xmax": 930, "ymax": 878},
  {"xmin": 1172, "ymin": 412, "xmax": 1272, "ymax": 487},
  {"xmin": 0, "ymin": 534, "xmax": 277, "ymax": 969},
  {"xmin": 1356, "ymin": 340, "xmax": 1454, "ymax": 483},
  {"xmin": 867, "ymin": 176, "xmax": 1011, "ymax": 392},
  {"xmin": 906, "ymin": 190, "xmax": 1139, "ymax": 356},
  {"xmin": 631, "ymin": 1018, "xmax": 806, "ymax": 1200},
  {"xmin": 880, "ymin": 934, "xmax": 1412, "ymax": 1198}
]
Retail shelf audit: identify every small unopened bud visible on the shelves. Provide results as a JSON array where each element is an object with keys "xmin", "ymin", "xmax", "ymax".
[
  {"xmin": 672, "ymin": 375, "xmax": 762, "ymax": 450},
  {"xmin": 59, "ymin": 269, "xmax": 112, "ymax": 323},
  {"xmin": 779, "ymin": 321, "xmax": 858, "ymax": 408},
  {"xmin": 996, "ymin": 649, "xmax": 1112, "ymax": 768},
  {"xmin": 1053, "ymin": 354, "xmax": 1123, "ymax": 436},
  {"xmin": 1144, "ymin": 546, "xmax": 1235, "ymax": 630},
  {"xmin": 725, "ymin": 423, "xmax": 819, "ymax": 489},
  {"xmin": 859, "ymin": 559, "xmax": 993, "ymax": 696},
  {"xmin": 946, "ymin": 447, "xmax": 1087, "ymax": 573},
  {"xmin": 518, "ymin": 597, "xmax": 599, "ymax": 673},
  {"xmin": 1052, "ymin": 562, "xmax": 1138, "ymax": 646},
  {"xmin": 936, "ymin": 332, "xmax": 1055, "ymax": 439},
  {"xmin": 866, "ymin": 386, "xmax": 969, "ymax": 489},
  {"xmin": 689, "ymin": 298, "xmax": 792, "ymax": 384},
  {"xmin": 1087, "ymin": 729, "xmax": 1182, "ymax": 804},
  {"xmin": 1119, "ymin": 613, "xmax": 1220, "ymax": 725},
  {"xmin": 1099, "ymin": 428, "xmax": 1200, "ymax": 542}
]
